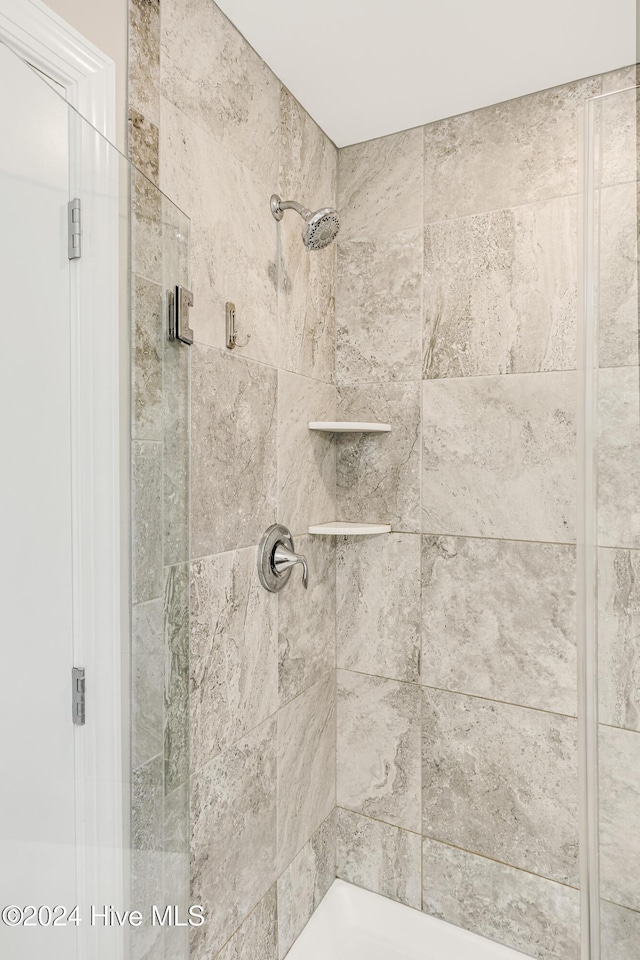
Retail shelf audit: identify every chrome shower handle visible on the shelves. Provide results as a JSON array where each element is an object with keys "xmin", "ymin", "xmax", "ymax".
[
  {"xmin": 273, "ymin": 543, "xmax": 308, "ymax": 589},
  {"xmin": 257, "ymin": 524, "xmax": 309, "ymax": 593}
]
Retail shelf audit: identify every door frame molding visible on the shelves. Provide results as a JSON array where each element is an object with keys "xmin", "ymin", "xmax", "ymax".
[{"xmin": 0, "ymin": 4, "xmax": 123, "ymax": 958}]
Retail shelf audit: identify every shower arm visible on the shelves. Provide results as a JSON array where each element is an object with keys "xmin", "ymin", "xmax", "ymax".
[{"xmin": 270, "ymin": 196, "xmax": 313, "ymax": 222}]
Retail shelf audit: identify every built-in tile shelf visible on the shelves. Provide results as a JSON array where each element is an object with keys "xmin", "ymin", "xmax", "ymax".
[
  {"xmin": 308, "ymin": 522, "xmax": 391, "ymax": 536},
  {"xmin": 308, "ymin": 421, "xmax": 391, "ymax": 433}
]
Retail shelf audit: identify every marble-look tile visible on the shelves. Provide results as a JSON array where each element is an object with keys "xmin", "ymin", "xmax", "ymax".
[
  {"xmin": 336, "ymin": 533, "xmax": 420, "ymax": 682},
  {"xmin": 131, "ymin": 755, "xmax": 164, "ymax": 960},
  {"xmin": 277, "ymin": 673, "xmax": 336, "ymax": 872},
  {"xmin": 160, "ymin": 0, "xmax": 280, "ymax": 187},
  {"xmin": 422, "ymin": 688, "xmax": 579, "ymax": 885},
  {"xmin": 601, "ymin": 65, "xmax": 639, "ymax": 93},
  {"xmin": 422, "ymin": 372, "xmax": 576, "ymax": 542},
  {"xmin": 421, "ymin": 537, "xmax": 577, "ymax": 715},
  {"xmin": 598, "ymin": 548, "xmax": 640, "ymax": 732},
  {"xmin": 132, "ymin": 600, "xmax": 163, "ymax": 768},
  {"xmin": 190, "ymin": 547, "xmax": 278, "ymax": 773},
  {"xmin": 131, "ymin": 168, "xmax": 162, "ymax": 286},
  {"xmin": 163, "ymin": 329, "xmax": 190, "ymax": 567},
  {"xmin": 336, "ymin": 230, "xmax": 422, "ymax": 384},
  {"xmin": 190, "ymin": 718, "xmax": 277, "ymax": 960},
  {"xmin": 277, "ymin": 812, "xmax": 336, "ymax": 958},
  {"xmin": 337, "ymin": 670, "xmax": 421, "ymax": 832},
  {"xmin": 597, "ymin": 367, "xmax": 640, "ymax": 549},
  {"xmin": 599, "ymin": 85, "xmax": 639, "ymax": 188},
  {"xmin": 422, "ymin": 838, "xmax": 581, "ymax": 960},
  {"xmin": 598, "ymin": 184, "xmax": 638, "ymax": 368},
  {"xmin": 277, "ymin": 371, "xmax": 336, "ymax": 536},
  {"xmin": 164, "ymin": 782, "xmax": 189, "ymax": 910},
  {"xmin": 129, "ymin": 109, "xmax": 159, "ymax": 185},
  {"xmin": 129, "ymin": 0, "xmax": 160, "ymax": 125},
  {"xmin": 160, "ymin": 100, "xmax": 278, "ymax": 366},
  {"xmin": 600, "ymin": 900, "xmax": 640, "ymax": 960},
  {"xmin": 278, "ymin": 88, "xmax": 337, "ymax": 384},
  {"xmin": 423, "ymin": 197, "xmax": 577, "ymax": 378},
  {"xmin": 132, "ymin": 440, "xmax": 163, "ymax": 604},
  {"xmin": 132, "ymin": 275, "xmax": 163, "ymax": 440},
  {"xmin": 278, "ymin": 535, "xmax": 336, "ymax": 705},
  {"xmin": 337, "ymin": 127, "xmax": 423, "ymax": 241},
  {"xmin": 337, "ymin": 808, "xmax": 421, "ymax": 909},
  {"xmin": 599, "ymin": 724, "xmax": 640, "ymax": 911},
  {"xmin": 336, "ymin": 382, "xmax": 421, "ymax": 532},
  {"xmin": 191, "ymin": 345, "xmax": 277, "ymax": 557},
  {"xmin": 216, "ymin": 887, "xmax": 278, "ymax": 960},
  {"xmin": 164, "ymin": 786, "xmax": 190, "ymax": 960},
  {"xmin": 423, "ymin": 76, "xmax": 601, "ymax": 222},
  {"xmin": 164, "ymin": 563, "xmax": 189, "ymax": 795}
]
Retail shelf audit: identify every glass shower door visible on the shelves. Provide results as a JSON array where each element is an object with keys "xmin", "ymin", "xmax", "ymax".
[
  {"xmin": 581, "ymin": 82, "xmax": 640, "ymax": 960},
  {"xmin": 0, "ymin": 41, "xmax": 191, "ymax": 960}
]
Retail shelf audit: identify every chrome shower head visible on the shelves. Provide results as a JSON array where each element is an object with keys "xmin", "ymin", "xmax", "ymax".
[{"xmin": 270, "ymin": 194, "xmax": 340, "ymax": 250}]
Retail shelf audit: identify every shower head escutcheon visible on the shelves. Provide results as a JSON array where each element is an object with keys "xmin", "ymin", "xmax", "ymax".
[{"xmin": 270, "ymin": 194, "xmax": 340, "ymax": 250}]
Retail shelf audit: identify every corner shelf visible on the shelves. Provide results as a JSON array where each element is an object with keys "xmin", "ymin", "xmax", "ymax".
[
  {"xmin": 308, "ymin": 421, "xmax": 391, "ymax": 433},
  {"xmin": 308, "ymin": 522, "xmax": 391, "ymax": 536}
]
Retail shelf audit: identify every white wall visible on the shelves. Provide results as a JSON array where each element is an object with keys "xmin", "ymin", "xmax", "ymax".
[{"xmin": 42, "ymin": 0, "xmax": 127, "ymax": 148}]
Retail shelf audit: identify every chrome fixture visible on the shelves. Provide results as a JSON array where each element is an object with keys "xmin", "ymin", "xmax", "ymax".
[
  {"xmin": 225, "ymin": 301, "xmax": 250, "ymax": 350},
  {"xmin": 168, "ymin": 285, "xmax": 194, "ymax": 345},
  {"xmin": 270, "ymin": 194, "xmax": 340, "ymax": 250},
  {"xmin": 258, "ymin": 524, "xmax": 308, "ymax": 592}
]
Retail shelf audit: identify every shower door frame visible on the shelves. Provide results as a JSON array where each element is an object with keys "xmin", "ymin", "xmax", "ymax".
[{"xmin": 0, "ymin": 4, "xmax": 125, "ymax": 958}]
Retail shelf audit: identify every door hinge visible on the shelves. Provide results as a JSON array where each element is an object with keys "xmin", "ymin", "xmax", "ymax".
[
  {"xmin": 68, "ymin": 198, "xmax": 82, "ymax": 260},
  {"xmin": 72, "ymin": 667, "xmax": 86, "ymax": 725}
]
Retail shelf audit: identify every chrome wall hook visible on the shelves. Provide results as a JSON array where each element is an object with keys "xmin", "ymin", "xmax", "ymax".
[{"xmin": 226, "ymin": 301, "xmax": 251, "ymax": 350}]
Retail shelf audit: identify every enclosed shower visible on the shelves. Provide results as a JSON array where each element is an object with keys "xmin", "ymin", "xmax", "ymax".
[{"xmin": 0, "ymin": 1, "xmax": 638, "ymax": 959}]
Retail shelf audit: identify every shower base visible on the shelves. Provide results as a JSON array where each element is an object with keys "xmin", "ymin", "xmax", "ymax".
[{"xmin": 286, "ymin": 879, "xmax": 529, "ymax": 960}]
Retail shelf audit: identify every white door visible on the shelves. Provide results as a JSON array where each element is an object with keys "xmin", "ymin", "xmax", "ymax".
[{"xmin": 0, "ymin": 41, "xmax": 78, "ymax": 958}]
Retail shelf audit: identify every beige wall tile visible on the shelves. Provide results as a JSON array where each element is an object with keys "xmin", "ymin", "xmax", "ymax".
[
  {"xmin": 337, "ymin": 808, "xmax": 421, "ymax": 909},
  {"xmin": 277, "ymin": 812, "xmax": 336, "ymax": 958},
  {"xmin": 190, "ymin": 548, "xmax": 278, "ymax": 774},
  {"xmin": 277, "ymin": 371, "xmax": 336, "ymax": 537},
  {"xmin": 599, "ymin": 724, "xmax": 640, "ymax": 912},
  {"xmin": 216, "ymin": 887, "xmax": 278, "ymax": 960},
  {"xmin": 422, "ymin": 838, "xmax": 580, "ymax": 960},
  {"xmin": 278, "ymin": 535, "xmax": 336, "ymax": 705},
  {"xmin": 190, "ymin": 718, "xmax": 277, "ymax": 960},
  {"xmin": 598, "ymin": 184, "xmax": 639, "ymax": 368},
  {"xmin": 277, "ymin": 674, "xmax": 336, "ymax": 872},
  {"xmin": 424, "ymin": 197, "xmax": 578, "ymax": 378},
  {"xmin": 422, "ymin": 536, "xmax": 577, "ymax": 715},
  {"xmin": 336, "ymin": 230, "xmax": 423, "ymax": 383},
  {"xmin": 337, "ymin": 533, "xmax": 421, "ymax": 682},
  {"xmin": 423, "ymin": 372, "xmax": 577, "ymax": 542},
  {"xmin": 336, "ymin": 382, "xmax": 421, "ymax": 532},
  {"xmin": 160, "ymin": 99, "xmax": 279, "ymax": 366},
  {"xmin": 161, "ymin": 0, "xmax": 280, "ymax": 187},
  {"xmin": 598, "ymin": 548, "xmax": 640, "ymax": 732},
  {"xmin": 191, "ymin": 345, "xmax": 277, "ymax": 557},
  {"xmin": 424, "ymin": 76, "xmax": 601, "ymax": 222},
  {"xmin": 278, "ymin": 88, "xmax": 338, "ymax": 384},
  {"xmin": 597, "ymin": 367, "xmax": 640, "ymax": 549},
  {"xmin": 601, "ymin": 900, "xmax": 640, "ymax": 960},
  {"xmin": 338, "ymin": 127, "xmax": 423, "ymax": 241},
  {"xmin": 337, "ymin": 670, "xmax": 421, "ymax": 832},
  {"xmin": 423, "ymin": 688, "xmax": 579, "ymax": 885}
]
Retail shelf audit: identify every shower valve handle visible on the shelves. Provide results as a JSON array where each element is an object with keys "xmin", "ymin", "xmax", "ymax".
[{"xmin": 273, "ymin": 543, "xmax": 308, "ymax": 589}]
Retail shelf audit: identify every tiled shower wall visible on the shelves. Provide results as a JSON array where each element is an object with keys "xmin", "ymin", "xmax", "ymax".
[
  {"xmin": 593, "ymin": 84, "xmax": 640, "ymax": 959},
  {"xmin": 334, "ymin": 67, "xmax": 639, "ymax": 960},
  {"xmin": 129, "ymin": 1, "xmax": 338, "ymax": 959}
]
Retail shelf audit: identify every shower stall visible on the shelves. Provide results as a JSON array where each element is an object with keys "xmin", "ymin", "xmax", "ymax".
[{"xmin": 0, "ymin": 4, "xmax": 639, "ymax": 960}]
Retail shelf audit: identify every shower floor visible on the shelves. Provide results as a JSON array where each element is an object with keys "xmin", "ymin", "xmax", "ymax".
[{"xmin": 286, "ymin": 879, "xmax": 530, "ymax": 960}]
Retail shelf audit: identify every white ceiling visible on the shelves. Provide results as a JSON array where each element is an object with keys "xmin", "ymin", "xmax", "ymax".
[{"xmin": 216, "ymin": 0, "xmax": 636, "ymax": 147}]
